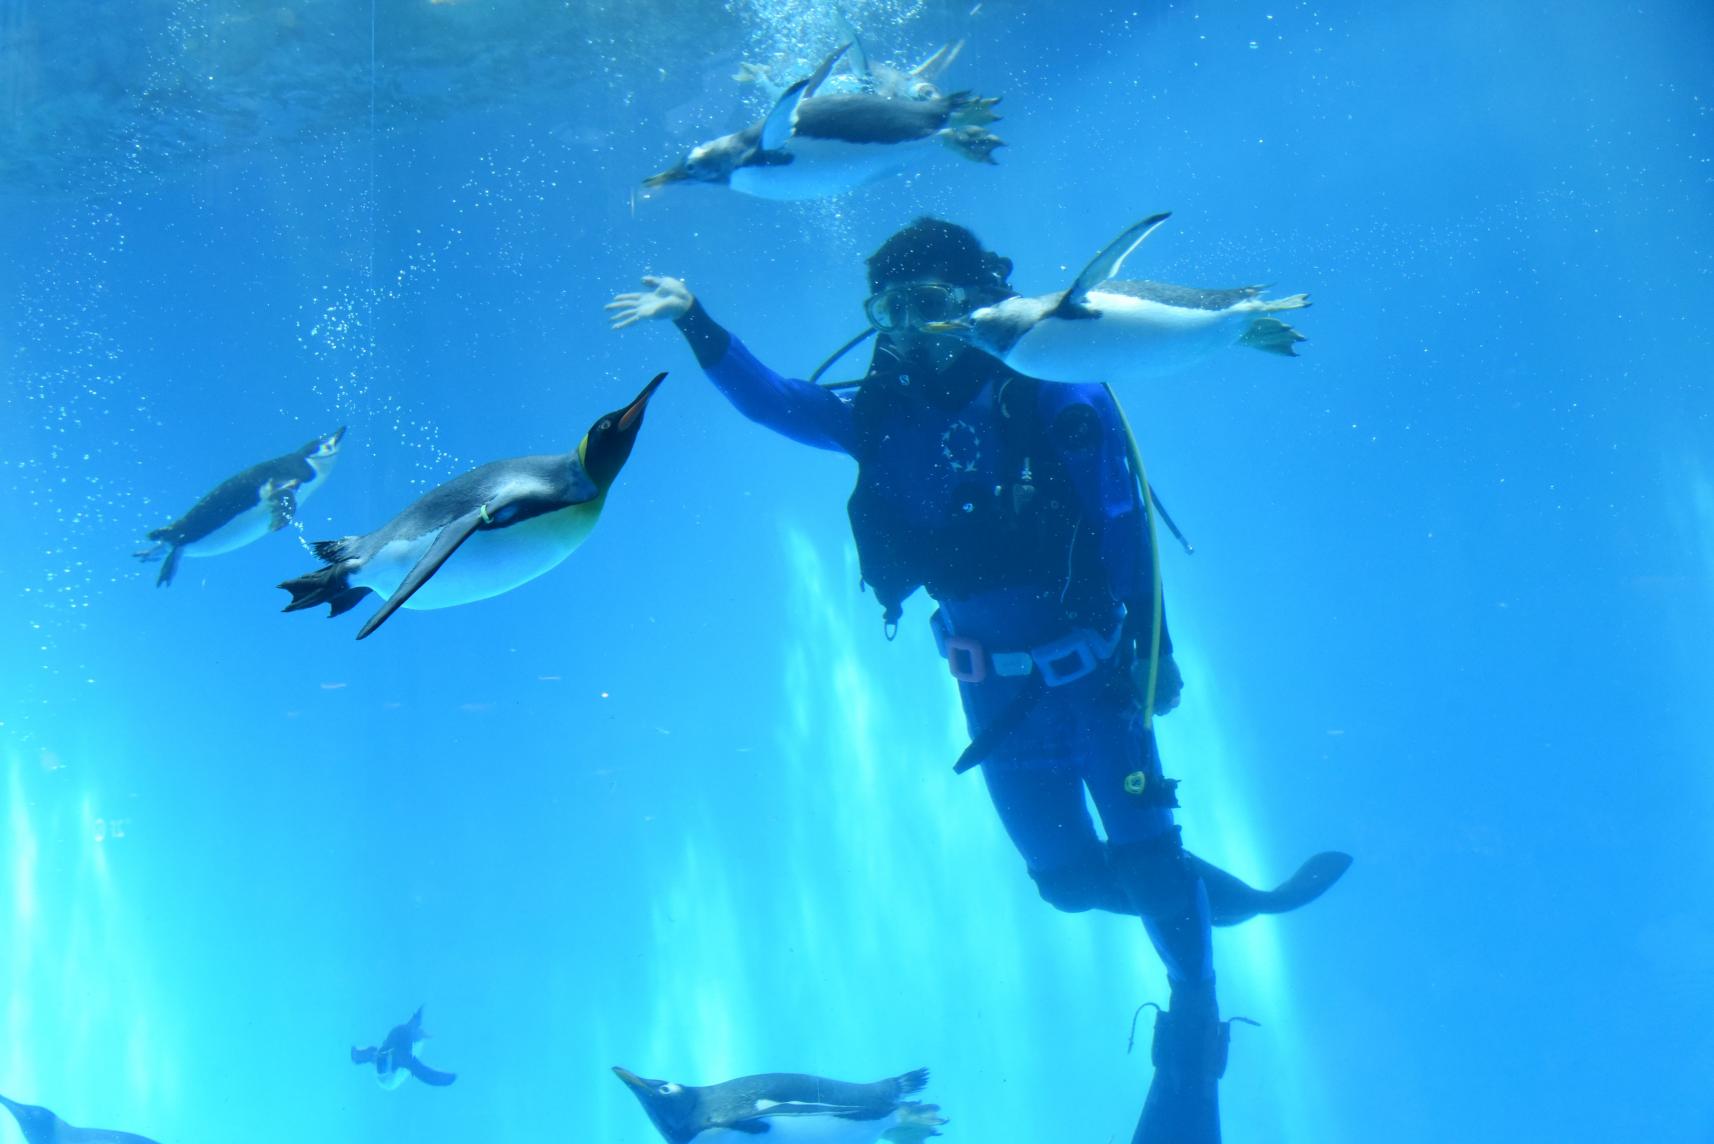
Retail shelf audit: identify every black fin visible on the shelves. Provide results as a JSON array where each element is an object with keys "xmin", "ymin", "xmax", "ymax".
[
  {"xmin": 895, "ymin": 1068, "xmax": 930, "ymax": 1096},
  {"xmin": 351, "ymin": 1045, "xmax": 378, "ymax": 1066},
  {"xmin": 327, "ymin": 586, "xmax": 373, "ymax": 618},
  {"xmin": 1190, "ymin": 851, "xmax": 1352, "ymax": 927},
  {"xmin": 354, "ymin": 508, "xmax": 485, "ymax": 640},
  {"xmin": 279, "ymin": 565, "xmax": 356, "ymax": 615}
]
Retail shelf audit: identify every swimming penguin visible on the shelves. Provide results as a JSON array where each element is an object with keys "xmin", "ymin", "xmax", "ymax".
[
  {"xmin": 0, "ymin": 1093, "xmax": 163, "ymax": 1144},
  {"xmin": 833, "ymin": 12, "xmax": 964, "ymax": 101},
  {"xmin": 278, "ymin": 373, "xmax": 663, "ymax": 640},
  {"xmin": 648, "ymin": 44, "xmax": 1001, "ymax": 202},
  {"xmin": 135, "ymin": 427, "xmax": 345, "ymax": 587},
  {"xmin": 930, "ymin": 213, "xmax": 1310, "ymax": 386},
  {"xmin": 350, "ymin": 1006, "xmax": 456, "ymax": 1089},
  {"xmin": 735, "ymin": 17, "xmax": 963, "ymax": 102},
  {"xmin": 614, "ymin": 1066, "xmax": 946, "ymax": 1144}
]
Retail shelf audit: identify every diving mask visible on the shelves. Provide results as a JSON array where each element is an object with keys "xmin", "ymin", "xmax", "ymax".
[{"xmin": 863, "ymin": 283, "xmax": 971, "ymax": 332}]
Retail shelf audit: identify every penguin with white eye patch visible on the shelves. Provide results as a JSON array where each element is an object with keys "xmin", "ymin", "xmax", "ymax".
[{"xmin": 928, "ymin": 213, "xmax": 1312, "ymax": 386}]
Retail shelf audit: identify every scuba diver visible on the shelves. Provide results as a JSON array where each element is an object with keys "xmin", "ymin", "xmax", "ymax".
[{"xmin": 607, "ymin": 219, "xmax": 1349, "ymax": 1144}]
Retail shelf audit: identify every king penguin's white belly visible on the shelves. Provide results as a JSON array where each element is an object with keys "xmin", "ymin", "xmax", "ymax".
[
  {"xmin": 697, "ymin": 1109, "xmax": 900, "ymax": 1144},
  {"xmin": 183, "ymin": 502, "xmax": 275, "ymax": 557},
  {"xmin": 1006, "ymin": 293, "xmax": 1252, "ymax": 384},
  {"xmin": 355, "ymin": 505, "xmax": 598, "ymax": 610},
  {"xmin": 731, "ymin": 136, "xmax": 938, "ymax": 200}
]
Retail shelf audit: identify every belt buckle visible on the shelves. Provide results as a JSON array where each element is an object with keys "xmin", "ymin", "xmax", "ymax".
[
  {"xmin": 943, "ymin": 635, "xmax": 988, "ymax": 683},
  {"xmin": 1033, "ymin": 631, "xmax": 1098, "ymax": 687}
]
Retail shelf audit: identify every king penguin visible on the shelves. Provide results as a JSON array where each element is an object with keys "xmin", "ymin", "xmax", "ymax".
[
  {"xmin": 135, "ymin": 426, "xmax": 345, "ymax": 587},
  {"xmin": 646, "ymin": 44, "xmax": 1001, "ymax": 202},
  {"xmin": 614, "ymin": 1066, "xmax": 946, "ymax": 1144},
  {"xmin": 278, "ymin": 372, "xmax": 662, "ymax": 640},
  {"xmin": 933, "ymin": 213, "xmax": 1311, "ymax": 386},
  {"xmin": 350, "ymin": 1006, "xmax": 456, "ymax": 1089},
  {"xmin": 0, "ymin": 1093, "xmax": 162, "ymax": 1144}
]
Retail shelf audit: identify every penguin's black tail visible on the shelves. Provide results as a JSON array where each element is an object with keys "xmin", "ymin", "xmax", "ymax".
[
  {"xmin": 893, "ymin": 1068, "xmax": 930, "ymax": 1097},
  {"xmin": 279, "ymin": 564, "xmax": 372, "ymax": 618}
]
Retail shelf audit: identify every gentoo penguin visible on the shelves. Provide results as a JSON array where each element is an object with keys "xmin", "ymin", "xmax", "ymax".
[
  {"xmin": 135, "ymin": 426, "xmax": 345, "ymax": 587},
  {"xmin": 278, "ymin": 373, "xmax": 662, "ymax": 640},
  {"xmin": 350, "ymin": 1006, "xmax": 456, "ymax": 1089},
  {"xmin": 930, "ymin": 213, "xmax": 1311, "ymax": 385},
  {"xmin": 647, "ymin": 45, "xmax": 1000, "ymax": 202},
  {"xmin": 0, "ymin": 1093, "xmax": 162, "ymax": 1144},
  {"xmin": 734, "ymin": 17, "xmax": 963, "ymax": 102},
  {"xmin": 614, "ymin": 1066, "xmax": 946, "ymax": 1144}
]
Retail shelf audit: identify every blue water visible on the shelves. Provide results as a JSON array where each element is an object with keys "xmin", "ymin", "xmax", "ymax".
[{"xmin": 3, "ymin": 1, "xmax": 1712, "ymax": 1141}]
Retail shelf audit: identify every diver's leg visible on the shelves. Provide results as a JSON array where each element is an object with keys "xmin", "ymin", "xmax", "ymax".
[
  {"xmin": 1088, "ymin": 720, "xmax": 1223, "ymax": 1144},
  {"xmin": 981, "ymin": 760, "xmax": 1132, "ymax": 915}
]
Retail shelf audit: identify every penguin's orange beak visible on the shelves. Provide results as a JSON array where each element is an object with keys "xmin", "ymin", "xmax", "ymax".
[
  {"xmin": 613, "ymin": 1066, "xmax": 650, "ymax": 1090},
  {"xmin": 618, "ymin": 372, "xmax": 666, "ymax": 432}
]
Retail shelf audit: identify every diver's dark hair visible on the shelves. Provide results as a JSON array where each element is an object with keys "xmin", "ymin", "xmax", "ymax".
[{"xmin": 867, "ymin": 217, "xmax": 1013, "ymax": 297}]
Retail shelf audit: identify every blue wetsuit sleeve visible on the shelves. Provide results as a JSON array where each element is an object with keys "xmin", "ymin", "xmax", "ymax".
[{"xmin": 673, "ymin": 301, "xmax": 858, "ymax": 456}]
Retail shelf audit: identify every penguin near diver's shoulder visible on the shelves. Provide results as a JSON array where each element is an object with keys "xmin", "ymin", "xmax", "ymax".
[
  {"xmin": 926, "ymin": 213, "xmax": 1312, "ymax": 386},
  {"xmin": 350, "ymin": 1006, "xmax": 457, "ymax": 1089},
  {"xmin": 614, "ymin": 1065, "xmax": 947, "ymax": 1144},
  {"xmin": 279, "ymin": 372, "xmax": 663, "ymax": 640},
  {"xmin": 135, "ymin": 426, "xmax": 345, "ymax": 587},
  {"xmin": 0, "ymin": 1092, "xmax": 163, "ymax": 1144},
  {"xmin": 646, "ymin": 43, "xmax": 1001, "ymax": 202}
]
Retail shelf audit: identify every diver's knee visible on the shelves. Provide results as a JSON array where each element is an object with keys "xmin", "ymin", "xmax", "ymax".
[
  {"xmin": 1029, "ymin": 861, "xmax": 1122, "ymax": 914},
  {"xmin": 1108, "ymin": 832, "xmax": 1196, "ymax": 917}
]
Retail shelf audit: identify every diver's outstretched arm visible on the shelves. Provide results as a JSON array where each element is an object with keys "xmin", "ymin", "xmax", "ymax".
[{"xmin": 608, "ymin": 276, "xmax": 857, "ymax": 455}]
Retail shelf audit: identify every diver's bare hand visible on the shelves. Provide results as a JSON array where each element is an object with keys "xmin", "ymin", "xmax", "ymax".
[{"xmin": 606, "ymin": 276, "xmax": 694, "ymax": 329}]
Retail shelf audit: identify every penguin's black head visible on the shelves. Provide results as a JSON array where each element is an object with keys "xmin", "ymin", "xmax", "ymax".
[
  {"xmin": 300, "ymin": 426, "xmax": 347, "ymax": 459},
  {"xmin": 580, "ymin": 373, "xmax": 666, "ymax": 492},
  {"xmin": 613, "ymin": 1067, "xmax": 700, "ymax": 1144},
  {"xmin": 0, "ymin": 1094, "xmax": 58, "ymax": 1138}
]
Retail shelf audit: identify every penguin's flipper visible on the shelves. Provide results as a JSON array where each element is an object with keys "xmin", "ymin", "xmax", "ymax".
[
  {"xmin": 1060, "ymin": 213, "xmax": 1173, "ymax": 312},
  {"xmin": 404, "ymin": 1056, "xmax": 457, "ymax": 1087},
  {"xmin": 1190, "ymin": 851, "xmax": 1352, "ymax": 926},
  {"xmin": 351, "ymin": 1045, "xmax": 379, "ymax": 1065},
  {"xmin": 267, "ymin": 481, "xmax": 300, "ymax": 531},
  {"xmin": 762, "ymin": 43, "xmax": 850, "ymax": 150},
  {"xmin": 355, "ymin": 509, "xmax": 485, "ymax": 640},
  {"xmin": 834, "ymin": 10, "xmax": 871, "ymax": 82},
  {"xmin": 912, "ymin": 39, "xmax": 964, "ymax": 83}
]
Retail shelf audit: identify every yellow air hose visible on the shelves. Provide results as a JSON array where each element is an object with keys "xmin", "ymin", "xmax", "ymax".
[{"xmin": 1103, "ymin": 383, "xmax": 1165, "ymax": 748}]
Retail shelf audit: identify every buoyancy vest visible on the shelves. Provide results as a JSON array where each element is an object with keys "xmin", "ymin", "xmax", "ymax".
[{"xmin": 845, "ymin": 350, "xmax": 1117, "ymax": 633}]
